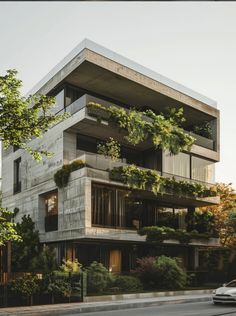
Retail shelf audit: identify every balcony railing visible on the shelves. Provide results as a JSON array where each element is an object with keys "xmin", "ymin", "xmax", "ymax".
[
  {"xmin": 187, "ymin": 131, "xmax": 215, "ymax": 151},
  {"xmin": 76, "ymin": 153, "xmax": 214, "ymax": 188}
]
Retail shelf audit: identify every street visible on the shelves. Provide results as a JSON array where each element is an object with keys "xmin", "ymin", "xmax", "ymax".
[{"xmin": 66, "ymin": 302, "xmax": 236, "ymax": 316}]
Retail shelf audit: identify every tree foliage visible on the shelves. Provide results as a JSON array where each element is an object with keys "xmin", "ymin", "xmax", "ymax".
[
  {"xmin": 0, "ymin": 69, "xmax": 66, "ymax": 160},
  {"xmin": 30, "ymin": 244, "xmax": 58, "ymax": 275},
  {"xmin": 97, "ymin": 137, "xmax": 121, "ymax": 161},
  {"xmin": 0, "ymin": 69, "xmax": 67, "ymax": 246},
  {"xmin": 0, "ymin": 208, "xmax": 22, "ymax": 246},
  {"xmin": 199, "ymin": 183, "xmax": 236, "ymax": 247},
  {"xmin": 11, "ymin": 215, "xmax": 40, "ymax": 271}
]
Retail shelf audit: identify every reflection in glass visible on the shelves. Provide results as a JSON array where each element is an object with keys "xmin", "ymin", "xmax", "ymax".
[
  {"xmin": 192, "ymin": 157, "xmax": 215, "ymax": 183},
  {"xmin": 163, "ymin": 151, "xmax": 190, "ymax": 178}
]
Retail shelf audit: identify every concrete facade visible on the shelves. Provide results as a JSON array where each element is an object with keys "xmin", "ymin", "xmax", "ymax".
[{"xmin": 2, "ymin": 40, "xmax": 220, "ymax": 271}]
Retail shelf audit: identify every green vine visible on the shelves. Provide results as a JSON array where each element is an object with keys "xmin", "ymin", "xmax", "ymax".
[
  {"xmin": 139, "ymin": 226, "xmax": 210, "ymax": 244},
  {"xmin": 110, "ymin": 165, "xmax": 216, "ymax": 198},
  {"xmin": 87, "ymin": 102, "xmax": 195, "ymax": 155},
  {"xmin": 54, "ymin": 159, "xmax": 86, "ymax": 188},
  {"xmin": 97, "ymin": 137, "xmax": 121, "ymax": 161}
]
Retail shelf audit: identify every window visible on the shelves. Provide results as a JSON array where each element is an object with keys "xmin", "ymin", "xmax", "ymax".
[
  {"xmin": 92, "ymin": 184, "xmax": 130, "ymax": 228},
  {"xmin": 43, "ymin": 190, "xmax": 58, "ymax": 232},
  {"xmin": 191, "ymin": 157, "xmax": 215, "ymax": 183},
  {"xmin": 163, "ymin": 151, "xmax": 190, "ymax": 178},
  {"xmin": 13, "ymin": 158, "xmax": 21, "ymax": 193},
  {"xmin": 92, "ymin": 184, "xmax": 160, "ymax": 229},
  {"xmin": 65, "ymin": 86, "xmax": 84, "ymax": 107},
  {"xmin": 77, "ymin": 134, "xmax": 98, "ymax": 153}
]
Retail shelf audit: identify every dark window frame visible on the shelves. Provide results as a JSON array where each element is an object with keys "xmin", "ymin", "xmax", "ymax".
[{"xmin": 13, "ymin": 157, "xmax": 21, "ymax": 194}]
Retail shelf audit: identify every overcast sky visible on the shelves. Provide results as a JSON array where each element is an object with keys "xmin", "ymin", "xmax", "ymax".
[{"xmin": 0, "ymin": 2, "xmax": 236, "ymax": 186}]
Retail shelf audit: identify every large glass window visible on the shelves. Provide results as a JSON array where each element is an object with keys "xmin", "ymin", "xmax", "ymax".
[
  {"xmin": 92, "ymin": 184, "xmax": 127, "ymax": 228},
  {"xmin": 53, "ymin": 89, "xmax": 64, "ymax": 114},
  {"xmin": 65, "ymin": 86, "xmax": 84, "ymax": 107},
  {"xmin": 92, "ymin": 184, "xmax": 162, "ymax": 229},
  {"xmin": 163, "ymin": 151, "xmax": 190, "ymax": 178},
  {"xmin": 13, "ymin": 157, "xmax": 21, "ymax": 194},
  {"xmin": 77, "ymin": 134, "xmax": 98, "ymax": 153},
  {"xmin": 191, "ymin": 157, "xmax": 215, "ymax": 183}
]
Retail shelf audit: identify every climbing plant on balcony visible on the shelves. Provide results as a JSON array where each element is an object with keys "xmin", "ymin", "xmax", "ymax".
[
  {"xmin": 87, "ymin": 102, "xmax": 195, "ymax": 155},
  {"xmin": 110, "ymin": 165, "xmax": 216, "ymax": 198},
  {"xmin": 97, "ymin": 137, "xmax": 121, "ymax": 161},
  {"xmin": 54, "ymin": 159, "xmax": 86, "ymax": 188}
]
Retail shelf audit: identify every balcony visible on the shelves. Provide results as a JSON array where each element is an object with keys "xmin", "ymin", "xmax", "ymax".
[
  {"xmin": 187, "ymin": 131, "xmax": 214, "ymax": 151},
  {"xmin": 71, "ymin": 153, "xmax": 219, "ymax": 207},
  {"xmin": 65, "ymin": 93, "xmax": 216, "ymax": 153}
]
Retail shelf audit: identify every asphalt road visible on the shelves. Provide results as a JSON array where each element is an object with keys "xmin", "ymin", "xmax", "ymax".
[{"xmin": 66, "ymin": 302, "xmax": 236, "ymax": 316}]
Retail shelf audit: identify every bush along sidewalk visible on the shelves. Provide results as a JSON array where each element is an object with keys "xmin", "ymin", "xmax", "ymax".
[{"xmin": 1, "ymin": 256, "xmax": 207, "ymax": 307}]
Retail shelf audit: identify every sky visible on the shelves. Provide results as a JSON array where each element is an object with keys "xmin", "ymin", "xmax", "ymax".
[{"xmin": 0, "ymin": 2, "xmax": 236, "ymax": 186}]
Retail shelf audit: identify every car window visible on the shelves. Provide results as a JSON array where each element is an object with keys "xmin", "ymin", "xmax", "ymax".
[{"xmin": 226, "ymin": 281, "xmax": 236, "ymax": 287}]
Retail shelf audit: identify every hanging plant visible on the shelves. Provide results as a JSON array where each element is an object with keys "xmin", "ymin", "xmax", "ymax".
[
  {"xmin": 192, "ymin": 121, "xmax": 213, "ymax": 139},
  {"xmin": 54, "ymin": 159, "xmax": 86, "ymax": 188},
  {"xmin": 97, "ymin": 137, "xmax": 121, "ymax": 161},
  {"xmin": 110, "ymin": 165, "xmax": 216, "ymax": 198},
  {"xmin": 87, "ymin": 102, "xmax": 195, "ymax": 155}
]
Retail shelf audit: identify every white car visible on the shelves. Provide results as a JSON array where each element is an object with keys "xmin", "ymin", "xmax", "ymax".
[{"xmin": 213, "ymin": 280, "xmax": 236, "ymax": 304}]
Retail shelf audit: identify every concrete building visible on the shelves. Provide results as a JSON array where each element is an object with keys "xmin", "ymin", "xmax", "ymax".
[{"xmin": 2, "ymin": 39, "xmax": 220, "ymax": 273}]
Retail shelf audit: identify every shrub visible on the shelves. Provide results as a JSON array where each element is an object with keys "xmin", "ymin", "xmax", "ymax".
[
  {"xmin": 54, "ymin": 159, "xmax": 85, "ymax": 188},
  {"xmin": 47, "ymin": 278, "xmax": 72, "ymax": 299},
  {"xmin": 97, "ymin": 137, "xmax": 121, "ymax": 161},
  {"xmin": 86, "ymin": 261, "xmax": 114, "ymax": 294},
  {"xmin": 155, "ymin": 255, "xmax": 187, "ymax": 289},
  {"xmin": 132, "ymin": 257, "xmax": 160, "ymax": 289},
  {"xmin": 113, "ymin": 275, "xmax": 142, "ymax": 292},
  {"xmin": 9, "ymin": 274, "xmax": 40, "ymax": 305},
  {"xmin": 60, "ymin": 258, "xmax": 82, "ymax": 273},
  {"xmin": 133, "ymin": 255, "xmax": 187, "ymax": 290}
]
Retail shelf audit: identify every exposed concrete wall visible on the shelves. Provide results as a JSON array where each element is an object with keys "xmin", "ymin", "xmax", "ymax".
[{"xmin": 85, "ymin": 49, "xmax": 219, "ymax": 117}]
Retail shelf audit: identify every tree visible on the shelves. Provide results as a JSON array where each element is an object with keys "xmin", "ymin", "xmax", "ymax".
[
  {"xmin": 0, "ymin": 69, "xmax": 67, "ymax": 246},
  {"xmin": 11, "ymin": 215, "xmax": 40, "ymax": 271},
  {"xmin": 0, "ymin": 69, "xmax": 66, "ymax": 160},
  {"xmin": 0, "ymin": 208, "xmax": 21, "ymax": 246},
  {"xmin": 30, "ymin": 244, "xmax": 58, "ymax": 275},
  {"xmin": 199, "ymin": 183, "xmax": 236, "ymax": 247}
]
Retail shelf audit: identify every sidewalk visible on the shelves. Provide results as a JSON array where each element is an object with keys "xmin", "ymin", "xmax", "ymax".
[{"xmin": 0, "ymin": 290, "xmax": 213, "ymax": 315}]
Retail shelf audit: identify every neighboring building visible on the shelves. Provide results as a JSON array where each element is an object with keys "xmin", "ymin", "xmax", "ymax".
[{"xmin": 2, "ymin": 39, "xmax": 220, "ymax": 274}]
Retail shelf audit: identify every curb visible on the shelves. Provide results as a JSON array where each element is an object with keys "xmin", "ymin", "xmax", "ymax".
[
  {"xmin": 0, "ymin": 296, "xmax": 212, "ymax": 316},
  {"xmin": 84, "ymin": 289, "xmax": 214, "ymax": 302}
]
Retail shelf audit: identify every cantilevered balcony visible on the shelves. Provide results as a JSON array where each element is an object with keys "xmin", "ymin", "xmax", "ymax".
[
  {"xmin": 63, "ymin": 93, "xmax": 217, "ymax": 153},
  {"xmin": 69, "ymin": 153, "xmax": 219, "ymax": 207}
]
